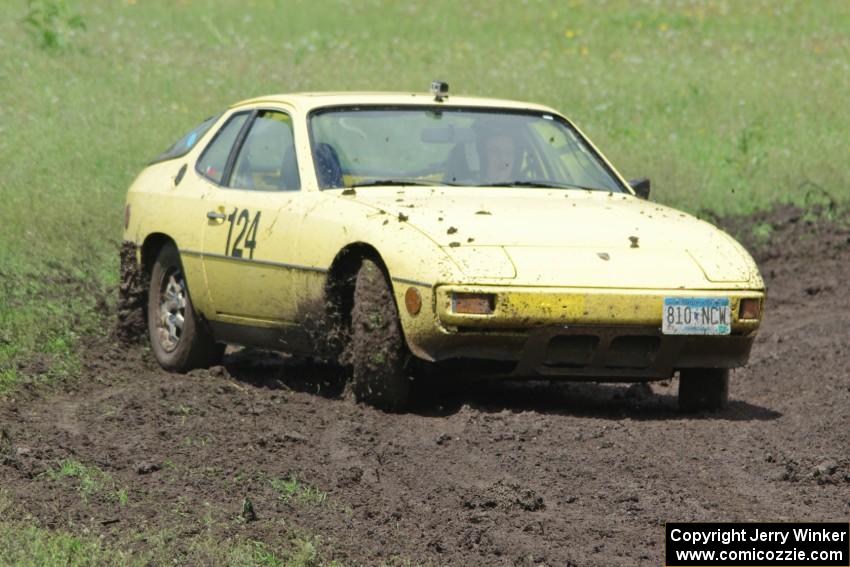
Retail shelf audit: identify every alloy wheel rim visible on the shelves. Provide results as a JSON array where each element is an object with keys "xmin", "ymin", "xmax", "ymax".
[{"xmin": 158, "ymin": 268, "xmax": 186, "ymax": 352}]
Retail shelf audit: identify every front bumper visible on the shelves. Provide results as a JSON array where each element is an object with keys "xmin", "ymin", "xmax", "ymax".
[
  {"xmin": 427, "ymin": 324, "xmax": 755, "ymax": 380},
  {"xmin": 435, "ymin": 285, "xmax": 763, "ymax": 332},
  {"xmin": 403, "ymin": 285, "xmax": 764, "ymax": 380}
]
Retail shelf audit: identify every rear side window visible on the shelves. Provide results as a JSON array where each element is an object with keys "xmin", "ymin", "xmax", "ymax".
[
  {"xmin": 196, "ymin": 112, "xmax": 249, "ymax": 184},
  {"xmin": 151, "ymin": 113, "xmax": 221, "ymax": 164}
]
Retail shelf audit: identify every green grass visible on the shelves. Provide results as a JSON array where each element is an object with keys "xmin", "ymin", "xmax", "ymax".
[
  {"xmin": 42, "ymin": 458, "xmax": 128, "ymax": 505},
  {"xmin": 0, "ymin": 0, "xmax": 848, "ymax": 392},
  {"xmin": 0, "ymin": 523, "xmax": 131, "ymax": 567},
  {"xmin": 0, "ymin": 523, "xmax": 339, "ymax": 567},
  {"xmin": 0, "ymin": 487, "xmax": 341, "ymax": 567},
  {"xmin": 270, "ymin": 474, "xmax": 329, "ymax": 506}
]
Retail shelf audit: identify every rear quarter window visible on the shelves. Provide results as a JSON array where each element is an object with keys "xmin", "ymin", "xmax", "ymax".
[{"xmin": 150, "ymin": 113, "xmax": 222, "ymax": 164}]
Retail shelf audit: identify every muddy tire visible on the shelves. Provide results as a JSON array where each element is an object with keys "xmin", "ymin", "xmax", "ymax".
[
  {"xmin": 678, "ymin": 368, "xmax": 729, "ymax": 412},
  {"xmin": 350, "ymin": 259, "xmax": 411, "ymax": 411},
  {"xmin": 147, "ymin": 243, "xmax": 223, "ymax": 372}
]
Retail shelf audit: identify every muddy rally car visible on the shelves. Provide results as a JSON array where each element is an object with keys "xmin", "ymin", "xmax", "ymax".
[{"xmin": 120, "ymin": 83, "xmax": 765, "ymax": 411}]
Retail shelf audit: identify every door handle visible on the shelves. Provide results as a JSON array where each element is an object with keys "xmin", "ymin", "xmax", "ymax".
[{"xmin": 207, "ymin": 211, "xmax": 226, "ymax": 221}]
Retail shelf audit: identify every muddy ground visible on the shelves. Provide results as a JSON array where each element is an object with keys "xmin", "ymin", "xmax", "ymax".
[{"xmin": 1, "ymin": 207, "xmax": 848, "ymax": 566}]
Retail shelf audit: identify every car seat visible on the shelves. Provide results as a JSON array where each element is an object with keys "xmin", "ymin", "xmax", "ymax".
[
  {"xmin": 442, "ymin": 142, "xmax": 474, "ymax": 184},
  {"xmin": 279, "ymin": 146, "xmax": 301, "ymax": 190},
  {"xmin": 231, "ymin": 154, "xmax": 255, "ymax": 189},
  {"xmin": 314, "ymin": 143, "xmax": 343, "ymax": 189}
]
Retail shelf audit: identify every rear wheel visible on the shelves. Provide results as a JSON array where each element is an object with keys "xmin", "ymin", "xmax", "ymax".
[
  {"xmin": 147, "ymin": 243, "xmax": 223, "ymax": 372},
  {"xmin": 349, "ymin": 259, "xmax": 411, "ymax": 411},
  {"xmin": 678, "ymin": 368, "xmax": 729, "ymax": 412}
]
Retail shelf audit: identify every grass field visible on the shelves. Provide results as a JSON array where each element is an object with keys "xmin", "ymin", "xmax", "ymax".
[{"xmin": 0, "ymin": 0, "xmax": 848, "ymax": 563}]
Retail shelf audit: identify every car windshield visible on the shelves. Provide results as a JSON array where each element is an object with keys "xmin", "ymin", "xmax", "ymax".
[{"xmin": 308, "ymin": 107, "xmax": 626, "ymax": 192}]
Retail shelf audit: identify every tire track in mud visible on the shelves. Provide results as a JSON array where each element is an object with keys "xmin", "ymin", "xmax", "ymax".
[{"xmin": 1, "ymin": 208, "xmax": 849, "ymax": 566}]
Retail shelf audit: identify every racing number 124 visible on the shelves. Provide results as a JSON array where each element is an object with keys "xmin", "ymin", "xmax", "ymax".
[{"xmin": 225, "ymin": 208, "xmax": 261, "ymax": 259}]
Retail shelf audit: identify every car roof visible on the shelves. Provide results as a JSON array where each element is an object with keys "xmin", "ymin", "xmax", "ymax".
[{"xmin": 229, "ymin": 92, "xmax": 561, "ymax": 115}]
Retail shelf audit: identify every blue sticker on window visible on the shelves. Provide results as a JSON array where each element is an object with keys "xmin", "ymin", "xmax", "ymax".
[{"xmin": 186, "ymin": 132, "xmax": 198, "ymax": 147}]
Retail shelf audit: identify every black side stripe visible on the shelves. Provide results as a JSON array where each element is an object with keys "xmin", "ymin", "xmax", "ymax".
[
  {"xmin": 180, "ymin": 249, "xmax": 433, "ymax": 287},
  {"xmin": 180, "ymin": 249, "xmax": 327, "ymax": 273}
]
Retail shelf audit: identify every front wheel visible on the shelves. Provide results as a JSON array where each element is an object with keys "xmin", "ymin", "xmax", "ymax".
[
  {"xmin": 678, "ymin": 368, "xmax": 729, "ymax": 412},
  {"xmin": 349, "ymin": 259, "xmax": 411, "ymax": 411},
  {"xmin": 147, "ymin": 243, "xmax": 223, "ymax": 372}
]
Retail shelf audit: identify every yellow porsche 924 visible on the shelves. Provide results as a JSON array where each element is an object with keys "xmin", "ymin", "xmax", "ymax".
[{"xmin": 120, "ymin": 83, "xmax": 764, "ymax": 412}]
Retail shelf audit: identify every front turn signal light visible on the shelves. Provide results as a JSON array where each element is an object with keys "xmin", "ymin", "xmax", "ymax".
[
  {"xmin": 405, "ymin": 287, "xmax": 422, "ymax": 316},
  {"xmin": 739, "ymin": 298, "xmax": 761, "ymax": 320},
  {"xmin": 452, "ymin": 293, "xmax": 495, "ymax": 315}
]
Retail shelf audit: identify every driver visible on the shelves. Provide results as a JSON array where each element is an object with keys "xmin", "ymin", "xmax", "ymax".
[{"xmin": 474, "ymin": 122, "xmax": 522, "ymax": 184}]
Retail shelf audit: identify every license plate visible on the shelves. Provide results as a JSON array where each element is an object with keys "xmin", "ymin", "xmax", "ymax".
[{"xmin": 662, "ymin": 297, "xmax": 731, "ymax": 335}]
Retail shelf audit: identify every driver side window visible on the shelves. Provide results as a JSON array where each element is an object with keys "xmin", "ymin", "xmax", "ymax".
[
  {"xmin": 230, "ymin": 111, "xmax": 300, "ymax": 191},
  {"xmin": 196, "ymin": 112, "xmax": 249, "ymax": 185}
]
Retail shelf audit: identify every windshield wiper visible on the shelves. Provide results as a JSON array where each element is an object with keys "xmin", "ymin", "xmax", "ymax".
[
  {"xmin": 348, "ymin": 179, "xmax": 456, "ymax": 188},
  {"xmin": 479, "ymin": 180, "xmax": 605, "ymax": 191}
]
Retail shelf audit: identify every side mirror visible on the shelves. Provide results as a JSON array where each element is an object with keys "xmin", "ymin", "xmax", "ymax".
[{"xmin": 629, "ymin": 177, "xmax": 650, "ymax": 199}]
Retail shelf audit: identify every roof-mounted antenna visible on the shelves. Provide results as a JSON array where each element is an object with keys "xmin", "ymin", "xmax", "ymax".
[{"xmin": 431, "ymin": 80, "xmax": 449, "ymax": 102}]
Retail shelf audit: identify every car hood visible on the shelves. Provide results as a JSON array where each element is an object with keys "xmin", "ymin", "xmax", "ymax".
[{"xmin": 341, "ymin": 186, "xmax": 763, "ymax": 289}]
